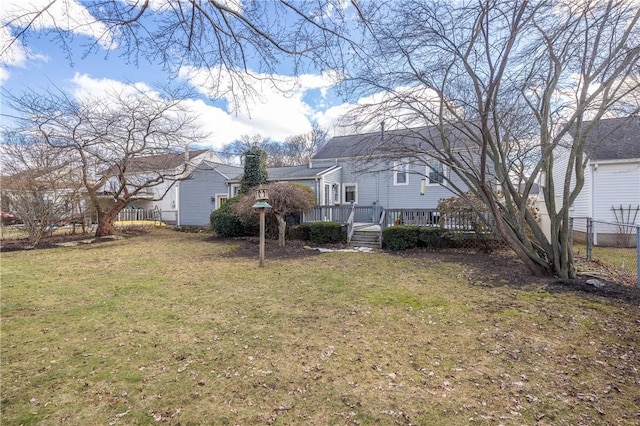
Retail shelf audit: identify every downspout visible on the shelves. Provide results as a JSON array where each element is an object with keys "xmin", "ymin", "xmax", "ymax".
[
  {"xmin": 591, "ymin": 163, "xmax": 597, "ymax": 245},
  {"xmin": 175, "ymin": 183, "xmax": 180, "ymax": 226}
]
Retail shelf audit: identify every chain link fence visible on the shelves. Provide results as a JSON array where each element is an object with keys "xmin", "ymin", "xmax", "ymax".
[{"xmin": 570, "ymin": 217, "xmax": 639, "ymax": 286}]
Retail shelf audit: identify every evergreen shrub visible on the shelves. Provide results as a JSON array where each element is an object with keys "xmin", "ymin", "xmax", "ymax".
[
  {"xmin": 382, "ymin": 225, "xmax": 420, "ymax": 250},
  {"xmin": 300, "ymin": 222, "xmax": 345, "ymax": 244},
  {"xmin": 210, "ymin": 196, "xmax": 252, "ymax": 237}
]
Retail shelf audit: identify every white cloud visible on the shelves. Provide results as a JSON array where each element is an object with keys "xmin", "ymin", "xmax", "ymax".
[
  {"xmin": 0, "ymin": 0, "xmax": 114, "ymax": 52},
  {"xmin": 178, "ymin": 65, "xmax": 343, "ymax": 144},
  {"xmin": 69, "ymin": 73, "xmax": 153, "ymax": 101},
  {"xmin": 0, "ymin": 26, "xmax": 28, "ymax": 66},
  {"xmin": 0, "ymin": 67, "xmax": 9, "ymax": 85},
  {"xmin": 68, "ymin": 72, "xmax": 318, "ymax": 150}
]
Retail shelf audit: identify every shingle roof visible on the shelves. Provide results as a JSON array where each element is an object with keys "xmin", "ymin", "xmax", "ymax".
[
  {"xmin": 196, "ymin": 160, "xmax": 242, "ymax": 179},
  {"xmin": 267, "ymin": 164, "xmax": 338, "ymax": 180},
  {"xmin": 225, "ymin": 164, "xmax": 338, "ymax": 183},
  {"xmin": 313, "ymin": 123, "xmax": 478, "ymax": 160},
  {"xmin": 579, "ymin": 116, "xmax": 640, "ymax": 161},
  {"xmin": 126, "ymin": 149, "xmax": 210, "ymax": 173}
]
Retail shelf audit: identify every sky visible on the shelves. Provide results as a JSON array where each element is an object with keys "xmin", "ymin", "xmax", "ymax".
[{"xmin": 0, "ymin": 0, "xmax": 361, "ymax": 151}]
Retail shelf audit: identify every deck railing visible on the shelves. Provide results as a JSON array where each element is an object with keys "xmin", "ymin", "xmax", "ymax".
[
  {"xmin": 304, "ymin": 205, "xmax": 493, "ymax": 232},
  {"xmin": 383, "ymin": 209, "xmax": 440, "ymax": 228},
  {"xmin": 116, "ymin": 208, "xmax": 159, "ymax": 222},
  {"xmin": 304, "ymin": 205, "xmax": 384, "ymax": 224}
]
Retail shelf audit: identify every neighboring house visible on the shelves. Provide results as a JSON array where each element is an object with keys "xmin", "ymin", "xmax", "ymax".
[
  {"xmin": 552, "ymin": 116, "xmax": 640, "ymax": 246},
  {"xmin": 113, "ymin": 148, "xmax": 232, "ymax": 226},
  {"xmin": 1, "ymin": 163, "xmax": 87, "ymax": 225}
]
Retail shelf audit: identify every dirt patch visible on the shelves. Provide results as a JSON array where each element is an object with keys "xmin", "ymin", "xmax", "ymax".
[
  {"xmin": 215, "ymin": 236, "xmax": 351, "ymax": 260},
  {"xmin": 0, "ymin": 227, "xmax": 150, "ymax": 252}
]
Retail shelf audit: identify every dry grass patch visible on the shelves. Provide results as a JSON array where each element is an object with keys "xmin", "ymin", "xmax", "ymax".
[{"xmin": 1, "ymin": 229, "xmax": 639, "ymax": 425}]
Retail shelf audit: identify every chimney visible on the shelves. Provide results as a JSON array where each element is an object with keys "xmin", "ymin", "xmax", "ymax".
[
  {"xmin": 381, "ymin": 120, "xmax": 385, "ymax": 140},
  {"xmin": 184, "ymin": 145, "xmax": 190, "ymax": 163}
]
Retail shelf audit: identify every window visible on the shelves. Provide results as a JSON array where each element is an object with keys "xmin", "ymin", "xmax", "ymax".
[
  {"xmin": 231, "ymin": 184, "xmax": 241, "ymax": 196},
  {"xmin": 394, "ymin": 162, "xmax": 408, "ymax": 185},
  {"xmin": 216, "ymin": 194, "xmax": 228, "ymax": 209},
  {"xmin": 427, "ymin": 160, "xmax": 447, "ymax": 185},
  {"xmin": 344, "ymin": 184, "xmax": 357, "ymax": 204}
]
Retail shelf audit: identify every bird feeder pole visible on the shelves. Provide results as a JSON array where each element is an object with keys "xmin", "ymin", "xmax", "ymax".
[{"xmin": 252, "ymin": 186, "xmax": 271, "ymax": 267}]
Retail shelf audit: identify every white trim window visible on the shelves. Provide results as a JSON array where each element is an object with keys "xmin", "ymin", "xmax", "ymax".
[
  {"xmin": 231, "ymin": 184, "xmax": 241, "ymax": 196},
  {"xmin": 393, "ymin": 161, "xmax": 409, "ymax": 185},
  {"xmin": 215, "ymin": 194, "xmax": 229, "ymax": 209},
  {"xmin": 343, "ymin": 183, "xmax": 358, "ymax": 204},
  {"xmin": 426, "ymin": 160, "xmax": 448, "ymax": 185}
]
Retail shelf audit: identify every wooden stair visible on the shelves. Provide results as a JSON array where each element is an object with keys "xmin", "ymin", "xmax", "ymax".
[{"xmin": 349, "ymin": 226, "xmax": 381, "ymax": 249}]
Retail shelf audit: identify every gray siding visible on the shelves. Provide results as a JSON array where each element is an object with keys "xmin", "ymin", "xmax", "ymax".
[
  {"xmin": 319, "ymin": 167, "xmax": 342, "ymax": 204},
  {"xmin": 337, "ymin": 159, "xmax": 464, "ymax": 209},
  {"xmin": 178, "ymin": 169, "xmax": 228, "ymax": 226}
]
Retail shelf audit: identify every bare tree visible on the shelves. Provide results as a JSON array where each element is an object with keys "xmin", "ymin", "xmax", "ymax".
[
  {"xmin": 220, "ymin": 125, "xmax": 329, "ymax": 167},
  {"xmin": 284, "ymin": 123, "xmax": 329, "ymax": 165},
  {"xmin": 0, "ymin": 133, "xmax": 85, "ymax": 245},
  {"xmin": 219, "ymin": 124, "xmax": 328, "ymax": 167},
  {"xmin": 4, "ymin": 84, "xmax": 207, "ymax": 237},
  {"xmin": 234, "ymin": 181, "xmax": 315, "ymax": 247},
  {"xmin": 342, "ymin": 0, "xmax": 640, "ymax": 278},
  {"xmin": 1, "ymin": 1, "xmax": 354, "ymax": 106}
]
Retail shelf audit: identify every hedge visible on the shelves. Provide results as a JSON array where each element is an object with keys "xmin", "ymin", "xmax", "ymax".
[
  {"xmin": 382, "ymin": 225, "xmax": 420, "ymax": 250},
  {"xmin": 298, "ymin": 222, "xmax": 345, "ymax": 244}
]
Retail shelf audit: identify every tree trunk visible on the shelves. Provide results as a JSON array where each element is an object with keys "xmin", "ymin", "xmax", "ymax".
[
  {"xmin": 276, "ymin": 214, "xmax": 287, "ymax": 247},
  {"xmin": 481, "ymin": 183, "xmax": 549, "ymax": 277},
  {"xmin": 94, "ymin": 201, "xmax": 127, "ymax": 237},
  {"xmin": 95, "ymin": 214, "xmax": 116, "ymax": 237}
]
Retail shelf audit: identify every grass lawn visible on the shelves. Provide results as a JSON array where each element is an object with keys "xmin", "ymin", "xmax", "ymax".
[{"xmin": 1, "ymin": 229, "xmax": 639, "ymax": 425}]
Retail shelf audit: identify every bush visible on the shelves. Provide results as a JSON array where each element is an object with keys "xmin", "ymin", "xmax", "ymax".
[
  {"xmin": 382, "ymin": 225, "xmax": 420, "ymax": 250},
  {"xmin": 418, "ymin": 227, "xmax": 441, "ymax": 249},
  {"xmin": 210, "ymin": 196, "xmax": 253, "ymax": 237},
  {"xmin": 300, "ymin": 222, "xmax": 345, "ymax": 244}
]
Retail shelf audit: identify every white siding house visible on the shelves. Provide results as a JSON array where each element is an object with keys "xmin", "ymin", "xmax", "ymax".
[{"xmin": 553, "ymin": 117, "xmax": 640, "ymax": 246}]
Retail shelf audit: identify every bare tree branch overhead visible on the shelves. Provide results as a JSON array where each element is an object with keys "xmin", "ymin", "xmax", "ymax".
[{"xmin": 1, "ymin": 1, "xmax": 358, "ymax": 105}]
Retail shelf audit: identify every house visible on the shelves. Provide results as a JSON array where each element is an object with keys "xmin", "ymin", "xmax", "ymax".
[
  {"xmin": 222, "ymin": 125, "xmax": 482, "ymax": 241},
  {"xmin": 176, "ymin": 160, "xmax": 242, "ymax": 226},
  {"xmin": 309, "ymin": 125, "xmax": 466, "ymax": 211},
  {"xmin": 113, "ymin": 148, "xmax": 241, "ymax": 226},
  {"xmin": 553, "ymin": 116, "xmax": 640, "ymax": 246},
  {"xmin": 1, "ymin": 162, "xmax": 87, "ymax": 226},
  {"xmin": 225, "ymin": 126, "xmax": 470, "ymax": 218}
]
